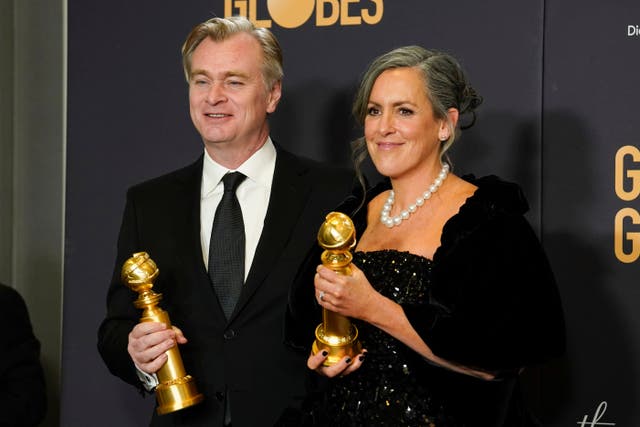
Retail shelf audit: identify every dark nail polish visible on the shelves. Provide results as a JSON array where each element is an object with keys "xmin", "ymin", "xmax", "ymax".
[
  {"xmin": 321, "ymin": 350, "xmax": 328, "ymax": 357},
  {"xmin": 345, "ymin": 358, "xmax": 352, "ymax": 364},
  {"xmin": 359, "ymin": 355, "xmax": 365, "ymax": 362}
]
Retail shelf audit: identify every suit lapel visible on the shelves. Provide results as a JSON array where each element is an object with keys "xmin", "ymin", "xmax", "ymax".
[
  {"xmin": 231, "ymin": 150, "xmax": 311, "ymax": 318},
  {"xmin": 172, "ymin": 157, "xmax": 207, "ymax": 274}
]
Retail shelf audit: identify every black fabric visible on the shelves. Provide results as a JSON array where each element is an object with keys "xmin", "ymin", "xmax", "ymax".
[
  {"xmin": 98, "ymin": 147, "xmax": 355, "ymax": 427},
  {"xmin": 209, "ymin": 172, "xmax": 247, "ymax": 320},
  {"xmin": 286, "ymin": 175, "xmax": 565, "ymax": 426},
  {"xmin": 0, "ymin": 284, "xmax": 47, "ymax": 427}
]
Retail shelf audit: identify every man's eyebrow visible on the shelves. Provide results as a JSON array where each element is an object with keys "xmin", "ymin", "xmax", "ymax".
[{"xmin": 189, "ymin": 69, "xmax": 250, "ymax": 79}]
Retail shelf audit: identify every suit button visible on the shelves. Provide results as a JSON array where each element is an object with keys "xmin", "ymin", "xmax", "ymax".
[
  {"xmin": 223, "ymin": 329, "xmax": 237, "ymax": 340},
  {"xmin": 215, "ymin": 392, "xmax": 224, "ymax": 401}
]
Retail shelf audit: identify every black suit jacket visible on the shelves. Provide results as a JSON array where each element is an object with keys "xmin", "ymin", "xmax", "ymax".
[
  {"xmin": 98, "ymin": 147, "xmax": 353, "ymax": 426},
  {"xmin": 0, "ymin": 284, "xmax": 47, "ymax": 427}
]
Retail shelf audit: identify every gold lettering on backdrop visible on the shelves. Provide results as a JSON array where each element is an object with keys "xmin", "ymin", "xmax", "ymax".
[
  {"xmin": 614, "ymin": 145, "xmax": 640, "ymax": 263},
  {"xmin": 615, "ymin": 145, "xmax": 640, "ymax": 201},
  {"xmin": 362, "ymin": 0, "xmax": 384, "ymax": 24},
  {"xmin": 614, "ymin": 208, "xmax": 640, "ymax": 264},
  {"xmin": 226, "ymin": 0, "xmax": 384, "ymax": 28},
  {"xmin": 251, "ymin": 0, "xmax": 272, "ymax": 28},
  {"xmin": 225, "ymin": 0, "xmax": 271, "ymax": 27},
  {"xmin": 225, "ymin": 0, "xmax": 247, "ymax": 19},
  {"xmin": 316, "ymin": 0, "xmax": 340, "ymax": 26},
  {"xmin": 340, "ymin": 0, "xmax": 361, "ymax": 25},
  {"xmin": 268, "ymin": 0, "xmax": 315, "ymax": 28}
]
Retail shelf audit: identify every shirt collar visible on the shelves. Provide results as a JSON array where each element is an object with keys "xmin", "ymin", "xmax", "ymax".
[{"xmin": 201, "ymin": 137, "xmax": 276, "ymax": 197}]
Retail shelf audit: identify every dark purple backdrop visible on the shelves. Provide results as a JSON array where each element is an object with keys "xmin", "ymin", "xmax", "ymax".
[{"xmin": 64, "ymin": 1, "xmax": 640, "ymax": 425}]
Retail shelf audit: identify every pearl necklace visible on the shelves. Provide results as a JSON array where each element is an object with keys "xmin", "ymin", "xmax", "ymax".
[{"xmin": 380, "ymin": 164, "xmax": 450, "ymax": 228}]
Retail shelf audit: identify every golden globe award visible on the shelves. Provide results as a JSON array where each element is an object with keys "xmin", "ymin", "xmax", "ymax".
[
  {"xmin": 312, "ymin": 212, "xmax": 362, "ymax": 366},
  {"xmin": 121, "ymin": 252, "xmax": 203, "ymax": 415}
]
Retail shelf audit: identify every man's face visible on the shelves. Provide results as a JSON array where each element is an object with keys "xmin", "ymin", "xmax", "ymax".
[{"xmin": 188, "ymin": 33, "xmax": 281, "ymax": 157}]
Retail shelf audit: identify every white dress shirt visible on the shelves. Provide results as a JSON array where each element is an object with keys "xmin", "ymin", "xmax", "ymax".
[
  {"xmin": 136, "ymin": 137, "xmax": 277, "ymax": 390},
  {"xmin": 200, "ymin": 138, "xmax": 276, "ymax": 277}
]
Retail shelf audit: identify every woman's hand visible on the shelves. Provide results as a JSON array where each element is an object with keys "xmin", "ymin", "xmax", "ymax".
[
  {"xmin": 306, "ymin": 349, "xmax": 367, "ymax": 378},
  {"xmin": 314, "ymin": 264, "xmax": 380, "ymax": 322},
  {"xmin": 314, "ymin": 264, "xmax": 497, "ymax": 382}
]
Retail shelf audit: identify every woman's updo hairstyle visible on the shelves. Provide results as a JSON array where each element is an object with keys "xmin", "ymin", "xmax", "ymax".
[{"xmin": 351, "ymin": 46, "xmax": 482, "ymax": 190}]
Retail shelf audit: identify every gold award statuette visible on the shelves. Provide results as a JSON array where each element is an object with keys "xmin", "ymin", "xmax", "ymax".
[
  {"xmin": 121, "ymin": 252, "xmax": 203, "ymax": 415},
  {"xmin": 312, "ymin": 212, "xmax": 362, "ymax": 366}
]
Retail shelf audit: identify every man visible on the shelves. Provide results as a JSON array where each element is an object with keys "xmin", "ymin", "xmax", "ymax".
[{"xmin": 97, "ymin": 16, "xmax": 353, "ymax": 426}]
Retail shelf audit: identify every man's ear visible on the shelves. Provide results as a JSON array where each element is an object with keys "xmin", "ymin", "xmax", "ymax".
[{"xmin": 266, "ymin": 80, "xmax": 282, "ymax": 114}]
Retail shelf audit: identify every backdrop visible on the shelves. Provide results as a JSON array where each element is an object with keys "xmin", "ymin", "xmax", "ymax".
[{"xmin": 63, "ymin": 1, "xmax": 639, "ymax": 425}]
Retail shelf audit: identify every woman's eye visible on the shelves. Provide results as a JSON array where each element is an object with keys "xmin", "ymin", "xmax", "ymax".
[
  {"xmin": 367, "ymin": 107, "xmax": 380, "ymax": 116},
  {"xmin": 399, "ymin": 108, "xmax": 414, "ymax": 116}
]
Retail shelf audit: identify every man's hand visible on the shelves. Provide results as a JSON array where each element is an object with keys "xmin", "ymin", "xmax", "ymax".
[{"xmin": 127, "ymin": 322, "xmax": 187, "ymax": 374}]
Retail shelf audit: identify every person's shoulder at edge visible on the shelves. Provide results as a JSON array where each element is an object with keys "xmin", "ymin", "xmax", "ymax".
[
  {"xmin": 0, "ymin": 283, "xmax": 33, "ymax": 327},
  {"xmin": 126, "ymin": 156, "xmax": 204, "ymax": 194},
  {"xmin": 0, "ymin": 282, "xmax": 47, "ymax": 427}
]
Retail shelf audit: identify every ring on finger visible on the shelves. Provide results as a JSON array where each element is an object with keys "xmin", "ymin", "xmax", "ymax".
[{"xmin": 319, "ymin": 290, "xmax": 325, "ymax": 301}]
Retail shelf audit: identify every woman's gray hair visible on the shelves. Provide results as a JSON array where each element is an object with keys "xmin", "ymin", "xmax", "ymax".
[{"xmin": 351, "ymin": 46, "xmax": 482, "ymax": 194}]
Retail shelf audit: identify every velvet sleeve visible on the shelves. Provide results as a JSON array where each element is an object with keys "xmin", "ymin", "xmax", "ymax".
[
  {"xmin": 284, "ymin": 244, "xmax": 323, "ymax": 353},
  {"xmin": 404, "ymin": 213, "xmax": 565, "ymax": 373}
]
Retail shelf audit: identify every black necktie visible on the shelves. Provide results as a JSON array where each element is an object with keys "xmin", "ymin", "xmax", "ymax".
[{"xmin": 209, "ymin": 172, "xmax": 247, "ymax": 319}]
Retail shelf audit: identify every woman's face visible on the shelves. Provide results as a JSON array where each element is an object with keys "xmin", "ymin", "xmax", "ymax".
[{"xmin": 364, "ymin": 67, "xmax": 449, "ymax": 181}]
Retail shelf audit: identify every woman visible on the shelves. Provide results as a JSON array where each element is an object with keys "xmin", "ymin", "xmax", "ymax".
[{"xmin": 286, "ymin": 46, "xmax": 565, "ymax": 426}]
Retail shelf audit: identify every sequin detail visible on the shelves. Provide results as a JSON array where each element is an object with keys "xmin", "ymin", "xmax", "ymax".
[{"xmin": 320, "ymin": 250, "xmax": 456, "ymax": 426}]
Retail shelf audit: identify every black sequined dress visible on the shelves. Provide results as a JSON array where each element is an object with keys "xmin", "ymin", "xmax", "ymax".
[
  {"xmin": 286, "ymin": 175, "xmax": 565, "ymax": 427},
  {"xmin": 321, "ymin": 250, "xmax": 453, "ymax": 426}
]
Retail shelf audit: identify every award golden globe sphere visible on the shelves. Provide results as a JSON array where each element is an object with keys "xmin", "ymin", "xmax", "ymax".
[
  {"xmin": 312, "ymin": 212, "xmax": 362, "ymax": 366},
  {"xmin": 122, "ymin": 252, "xmax": 203, "ymax": 415}
]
